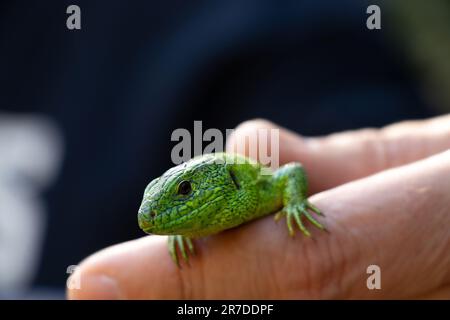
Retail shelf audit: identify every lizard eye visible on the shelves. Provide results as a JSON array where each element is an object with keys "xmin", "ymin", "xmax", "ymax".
[{"xmin": 177, "ymin": 180, "xmax": 192, "ymax": 195}]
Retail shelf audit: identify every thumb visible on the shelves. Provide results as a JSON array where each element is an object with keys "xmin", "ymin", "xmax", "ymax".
[
  {"xmin": 67, "ymin": 150, "xmax": 450, "ymax": 299},
  {"xmin": 67, "ymin": 224, "xmax": 299, "ymax": 299},
  {"xmin": 67, "ymin": 115, "xmax": 450, "ymax": 299}
]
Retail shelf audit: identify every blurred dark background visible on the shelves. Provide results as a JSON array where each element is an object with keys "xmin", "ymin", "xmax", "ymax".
[{"xmin": 0, "ymin": 0, "xmax": 447, "ymax": 297}]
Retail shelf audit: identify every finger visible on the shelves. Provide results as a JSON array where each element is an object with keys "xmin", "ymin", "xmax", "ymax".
[
  {"xmin": 66, "ymin": 229, "xmax": 299, "ymax": 299},
  {"xmin": 226, "ymin": 114, "xmax": 450, "ymax": 193},
  {"xmin": 68, "ymin": 150, "xmax": 450, "ymax": 299},
  {"xmin": 308, "ymin": 149, "xmax": 450, "ymax": 298}
]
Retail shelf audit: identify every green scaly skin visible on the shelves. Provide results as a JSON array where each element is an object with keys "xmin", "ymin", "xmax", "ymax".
[{"xmin": 138, "ymin": 152, "xmax": 325, "ymax": 266}]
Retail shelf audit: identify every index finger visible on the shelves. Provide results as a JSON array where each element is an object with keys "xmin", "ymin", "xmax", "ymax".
[{"xmin": 226, "ymin": 114, "xmax": 450, "ymax": 193}]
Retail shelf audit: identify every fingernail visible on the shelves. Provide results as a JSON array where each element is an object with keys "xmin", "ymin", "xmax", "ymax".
[{"xmin": 68, "ymin": 274, "xmax": 122, "ymax": 300}]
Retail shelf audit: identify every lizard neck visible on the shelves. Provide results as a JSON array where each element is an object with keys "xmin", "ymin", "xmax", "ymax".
[{"xmin": 255, "ymin": 175, "xmax": 283, "ymax": 218}]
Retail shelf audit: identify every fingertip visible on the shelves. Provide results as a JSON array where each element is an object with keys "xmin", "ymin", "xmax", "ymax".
[
  {"xmin": 226, "ymin": 118, "xmax": 307, "ymax": 165},
  {"xmin": 226, "ymin": 118, "xmax": 281, "ymax": 155},
  {"xmin": 66, "ymin": 236, "xmax": 185, "ymax": 300},
  {"xmin": 67, "ymin": 271, "xmax": 122, "ymax": 300}
]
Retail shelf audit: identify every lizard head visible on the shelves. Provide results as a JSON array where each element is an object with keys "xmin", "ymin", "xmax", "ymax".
[{"xmin": 138, "ymin": 154, "xmax": 241, "ymax": 236}]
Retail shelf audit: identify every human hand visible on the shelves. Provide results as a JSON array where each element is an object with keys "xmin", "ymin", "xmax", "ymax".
[{"xmin": 68, "ymin": 115, "xmax": 450, "ymax": 299}]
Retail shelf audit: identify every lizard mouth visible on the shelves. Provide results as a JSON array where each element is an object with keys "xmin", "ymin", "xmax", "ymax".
[
  {"xmin": 151, "ymin": 195, "xmax": 226, "ymax": 234},
  {"xmin": 138, "ymin": 201, "xmax": 158, "ymax": 232},
  {"xmin": 138, "ymin": 213, "xmax": 153, "ymax": 232}
]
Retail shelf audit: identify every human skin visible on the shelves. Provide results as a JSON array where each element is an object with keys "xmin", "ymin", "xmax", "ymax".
[{"xmin": 68, "ymin": 114, "xmax": 450, "ymax": 299}]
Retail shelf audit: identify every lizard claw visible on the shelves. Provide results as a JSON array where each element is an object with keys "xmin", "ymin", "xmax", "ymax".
[
  {"xmin": 274, "ymin": 211, "xmax": 284, "ymax": 222},
  {"xmin": 278, "ymin": 201, "xmax": 325, "ymax": 237},
  {"xmin": 168, "ymin": 235, "xmax": 195, "ymax": 267},
  {"xmin": 306, "ymin": 201, "xmax": 325, "ymax": 217}
]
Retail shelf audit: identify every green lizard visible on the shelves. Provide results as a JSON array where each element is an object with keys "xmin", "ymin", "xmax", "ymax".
[{"xmin": 138, "ymin": 152, "xmax": 325, "ymax": 266}]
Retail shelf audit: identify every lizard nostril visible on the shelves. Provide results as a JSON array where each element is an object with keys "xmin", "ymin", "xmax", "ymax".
[{"xmin": 150, "ymin": 211, "xmax": 157, "ymax": 218}]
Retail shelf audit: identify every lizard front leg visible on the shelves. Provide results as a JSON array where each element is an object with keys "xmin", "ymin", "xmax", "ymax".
[
  {"xmin": 272, "ymin": 163, "xmax": 326, "ymax": 237},
  {"xmin": 168, "ymin": 235, "xmax": 195, "ymax": 266}
]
